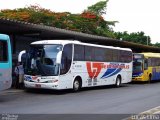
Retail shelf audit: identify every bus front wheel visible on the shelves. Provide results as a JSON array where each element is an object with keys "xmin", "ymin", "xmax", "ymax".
[{"xmin": 73, "ymin": 78, "xmax": 82, "ymax": 92}]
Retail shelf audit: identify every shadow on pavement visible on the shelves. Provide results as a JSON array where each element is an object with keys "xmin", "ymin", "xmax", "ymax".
[{"xmin": 24, "ymin": 84, "xmax": 129, "ymax": 95}]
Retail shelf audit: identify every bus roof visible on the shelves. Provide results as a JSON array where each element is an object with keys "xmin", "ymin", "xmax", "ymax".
[
  {"xmin": 0, "ymin": 34, "xmax": 9, "ymax": 40},
  {"xmin": 31, "ymin": 40, "xmax": 132, "ymax": 51},
  {"xmin": 139, "ymin": 52, "xmax": 160, "ymax": 58}
]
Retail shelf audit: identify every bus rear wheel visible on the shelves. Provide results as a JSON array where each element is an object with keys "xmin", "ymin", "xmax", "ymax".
[
  {"xmin": 73, "ymin": 79, "xmax": 81, "ymax": 92},
  {"xmin": 115, "ymin": 76, "xmax": 121, "ymax": 87}
]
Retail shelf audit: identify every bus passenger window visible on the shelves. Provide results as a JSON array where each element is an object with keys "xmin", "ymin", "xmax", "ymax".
[
  {"xmin": 85, "ymin": 46, "xmax": 94, "ymax": 61},
  {"xmin": 60, "ymin": 44, "xmax": 72, "ymax": 75},
  {"xmin": 0, "ymin": 41, "xmax": 8, "ymax": 62},
  {"xmin": 144, "ymin": 59, "xmax": 148, "ymax": 70},
  {"xmin": 74, "ymin": 45, "xmax": 84, "ymax": 61}
]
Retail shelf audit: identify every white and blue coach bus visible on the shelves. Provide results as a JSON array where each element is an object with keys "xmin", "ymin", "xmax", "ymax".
[{"xmin": 24, "ymin": 40, "xmax": 132, "ymax": 91}]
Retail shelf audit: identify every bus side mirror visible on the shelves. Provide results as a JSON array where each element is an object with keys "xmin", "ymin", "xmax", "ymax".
[
  {"xmin": 18, "ymin": 50, "xmax": 26, "ymax": 62},
  {"xmin": 56, "ymin": 51, "xmax": 62, "ymax": 64}
]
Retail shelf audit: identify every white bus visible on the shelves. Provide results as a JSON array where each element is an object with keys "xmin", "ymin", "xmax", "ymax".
[{"xmin": 24, "ymin": 40, "xmax": 132, "ymax": 91}]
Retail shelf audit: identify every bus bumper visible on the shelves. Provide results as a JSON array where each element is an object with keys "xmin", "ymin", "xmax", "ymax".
[
  {"xmin": 24, "ymin": 81, "xmax": 60, "ymax": 90},
  {"xmin": 132, "ymin": 77, "xmax": 146, "ymax": 82}
]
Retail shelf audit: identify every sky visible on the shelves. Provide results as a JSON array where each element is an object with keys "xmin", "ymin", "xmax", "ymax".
[{"xmin": 0, "ymin": 0, "xmax": 160, "ymax": 44}]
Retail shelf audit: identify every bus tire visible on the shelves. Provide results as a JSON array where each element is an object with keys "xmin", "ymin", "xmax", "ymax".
[
  {"xmin": 115, "ymin": 76, "xmax": 121, "ymax": 87},
  {"xmin": 73, "ymin": 77, "xmax": 82, "ymax": 92},
  {"xmin": 148, "ymin": 74, "xmax": 152, "ymax": 83}
]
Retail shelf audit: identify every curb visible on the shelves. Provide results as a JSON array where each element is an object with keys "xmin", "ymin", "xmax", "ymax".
[{"xmin": 0, "ymin": 89, "xmax": 24, "ymax": 95}]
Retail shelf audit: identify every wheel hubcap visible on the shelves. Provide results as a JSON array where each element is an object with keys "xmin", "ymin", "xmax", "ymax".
[
  {"xmin": 117, "ymin": 78, "xmax": 120, "ymax": 86},
  {"xmin": 74, "ymin": 81, "xmax": 79, "ymax": 90}
]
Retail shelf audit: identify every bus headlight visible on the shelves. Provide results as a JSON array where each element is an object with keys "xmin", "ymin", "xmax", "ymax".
[{"xmin": 47, "ymin": 80, "xmax": 58, "ymax": 83}]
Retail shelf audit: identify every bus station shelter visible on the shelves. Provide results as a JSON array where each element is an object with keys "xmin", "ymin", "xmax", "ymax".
[{"xmin": 0, "ymin": 18, "xmax": 160, "ymax": 62}]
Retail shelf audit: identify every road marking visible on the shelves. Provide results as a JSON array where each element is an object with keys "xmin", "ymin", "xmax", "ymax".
[
  {"xmin": 123, "ymin": 106, "xmax": 160, "ymax": 120},
  {"xmin": 154, "ymin": 111, "xmax": 160, "ymax": 114},
  {"xmin": 140, "ymin": 106, "xmax": 160, "ymax": 114}
]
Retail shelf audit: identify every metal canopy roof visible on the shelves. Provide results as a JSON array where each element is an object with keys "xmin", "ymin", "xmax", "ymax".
[{"xmin": 0, "ymin": 18, "xmax": 160, "ymax": 52}]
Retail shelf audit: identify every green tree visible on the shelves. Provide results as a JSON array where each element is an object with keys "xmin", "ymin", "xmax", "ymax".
[
  {"xmin": 83, "ymin": 0, "xmax": 117, "ymax": 37},
  {"xmin": 85, "ymin": 0, "xmax": 108, "ymax": 16},
  {"xmin": 0, "ymin": 2, "xmax": 117, "ymax": 38},
  {"xmin": 85, "ymin": 0, "xmax": 117, "ymax": 26},
  {"xmin": 114, "ymin": 31, "xmax": 151, "ymax": 45},
  {"xmin": 153, "ymin": 42, "xmax": 160, "ymax": 47}
]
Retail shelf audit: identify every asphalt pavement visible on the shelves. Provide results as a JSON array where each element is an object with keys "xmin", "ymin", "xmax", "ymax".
[{"xmin": 1, "ymin": 82, "xmax": 160, "ymax": 119}]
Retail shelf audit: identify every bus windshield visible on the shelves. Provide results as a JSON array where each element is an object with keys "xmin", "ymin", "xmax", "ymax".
[
  {"xmin": 133, "ymin": 59, "xmax": 143, "ymax": 73},
  {"xmin": 25, "ymin": 44, "xmax": 63, "ymax": 76}
]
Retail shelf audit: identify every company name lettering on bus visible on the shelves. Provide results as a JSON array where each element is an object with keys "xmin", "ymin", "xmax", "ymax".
[
  {"xmin": 86, "ymin": 62, "xmax": 130, "ymax": 79},
  {"xmin": 102, "ymin": 63, "xmax": 130, "ymax": 69}
]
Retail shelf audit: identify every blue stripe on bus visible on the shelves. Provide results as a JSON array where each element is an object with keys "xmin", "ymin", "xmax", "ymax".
[{"xmin": 101, "ymin": 68, "xmax": 122, "ymax": 79}]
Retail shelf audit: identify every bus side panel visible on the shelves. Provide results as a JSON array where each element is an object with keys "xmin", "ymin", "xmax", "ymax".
[
  {"xmin": 0, "ymin": 69, "xmax": 12, "ymax": 91},
  {"xmin": 67, "ymin": 61, "xmax": 132, "ymax": 88},
  {"xmin": 98, "ymin": 62, "xmax": 132, "ymax": 85},
  {"xmin": 58, "ymin": 73, "xmax": 74, "ymax": 89},
  {"xmin": 120, "ymin": 71, "xmax": 132, "ymax": 83},
  {"xmin": 151, "ymin": 67, "xmax": 160, "ymax": 80},
  {"xmin": 143, "ymin": 70, "xmax": 149, "ymax": 81},
  {"xmin": 58, "ymin": 61, "xmax": 88, "ymax": 89},
  {"xmin": 144, "ymin": 67, "xmax": 160, "ymax": 81}
]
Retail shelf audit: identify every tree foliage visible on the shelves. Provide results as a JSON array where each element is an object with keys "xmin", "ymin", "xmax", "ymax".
[
  {"xmin": 85, "ymin": 0, "xmax": 117, "ymax": 27},
  {"xmin": 153, "ymin": 42, "xmax": 160, "ymax": 47},
  {"xmin": 85, "ymin": 0, "xmax": 108, "ymax": 16},
  {"xmin": 0, "ymin": 2, "xmax": 159, "ymax": 46},
  {"xmin": 0, "ymin": 3, "xmax": 115, "ymax": 38},
  {"xmin": 114, "ymin": 31, "xmax": 152, "ymax": 45}
]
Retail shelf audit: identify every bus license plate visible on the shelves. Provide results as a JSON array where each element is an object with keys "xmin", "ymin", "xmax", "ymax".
[{"xmin": 35, "ymin": 84, "xmax": 41, "ymax": 88}]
